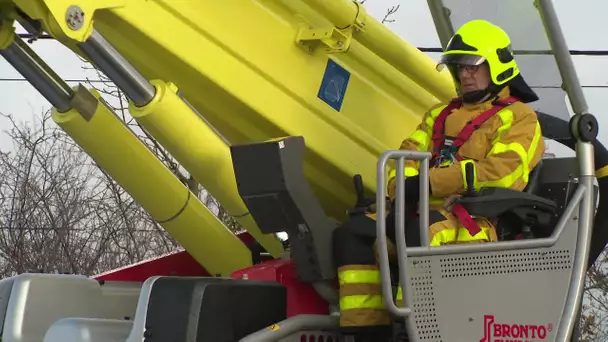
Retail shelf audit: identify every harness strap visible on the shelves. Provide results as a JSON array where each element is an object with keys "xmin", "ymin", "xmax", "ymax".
[
  {"xmin": 431, "ymin": 96, "xmax": 520, "ymax": 163},
  {"xmin": 452, "ymin": 96, "xmax": 519, "ymax": 150},
  {"xmin": 451, "ymin": 202, "xmax": 482, "ymax": 237},
  {"xmin": 431, "ymin": 98, "xmax": 461, "ymax": 156},
  {"xmin": 430, "ymin": 95, "xmax": 520, "ymax": 240}
]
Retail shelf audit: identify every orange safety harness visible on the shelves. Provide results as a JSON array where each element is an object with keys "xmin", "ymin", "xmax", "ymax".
[{"xmin": 429, "ymin": 95, "xmax": 519, "ymax": 237}]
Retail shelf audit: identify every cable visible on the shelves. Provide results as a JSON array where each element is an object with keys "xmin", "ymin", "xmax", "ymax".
[
  {"xmin": 533, "ymin": 85, "xmax": 608, "ymax": 89},
  {"xmin": 0, "ymin": 78, "xmax": 107, "ymax": 83},
  {"xmin": 19, "ymin": 32, "xmax": 608, "ymax": 57},
  {"xmin": 0, "ymin": 224, "xmax": 242, "ymax": 233},
  {"xmin": 0, "ymin": 227, "xmax": 170, "ymax": 232},
  {"xmin": 5, "ymin": 77, "xmax": 608, "ymax": 89},
  {"xmin": 418, "ymin": 47, "xmax": 608, "ymax": 56},
  {"xmin": 18, "ymin": 33, "xmax": 53, "ymax": 40}
]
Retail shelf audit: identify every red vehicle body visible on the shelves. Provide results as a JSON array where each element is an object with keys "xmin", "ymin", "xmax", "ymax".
[{"xmin": 94, "ymin": 232, "xmax": 329, "ymax": 318}]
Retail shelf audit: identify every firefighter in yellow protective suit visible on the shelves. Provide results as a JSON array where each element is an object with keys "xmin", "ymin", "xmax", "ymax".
[{"xmin": 332, "ymin": 20, "xmax": 546, "ymax": 341}]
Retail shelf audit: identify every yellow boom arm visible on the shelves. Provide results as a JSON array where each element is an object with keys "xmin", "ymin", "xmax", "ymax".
[{"xmin": 0, "ymin": 0, "xmax": 455, "ymax": 272}]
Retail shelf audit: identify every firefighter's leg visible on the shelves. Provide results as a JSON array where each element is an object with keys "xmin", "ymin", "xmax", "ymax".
[
  {"xmin": 392, "ymin": 210, "xmax": 447, "ymax": 306},
  {"xmin": 332, "ymin": 214, "xmax": 392, "ymax": 338}
]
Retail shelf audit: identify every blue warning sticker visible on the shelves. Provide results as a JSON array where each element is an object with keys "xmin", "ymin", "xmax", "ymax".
[{"xmin": 318, "ymin": 58, "xmax": 350, "ymax": 111}]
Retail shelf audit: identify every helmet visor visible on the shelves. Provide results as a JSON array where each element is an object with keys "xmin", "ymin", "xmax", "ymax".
[{"xmin": 436, "ymin": 53, "xmax": 486, "ymax": 71}]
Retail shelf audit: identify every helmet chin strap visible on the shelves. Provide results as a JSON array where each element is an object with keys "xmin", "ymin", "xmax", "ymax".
[{"xmin": 461, "ymin": 83, "xmax": 503, "ymax": 104}]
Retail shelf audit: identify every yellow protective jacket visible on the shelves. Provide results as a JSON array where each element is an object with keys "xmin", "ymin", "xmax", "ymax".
[{"xmin": 388, "ymin": 86, "xmax": 545, "ymax": 205}]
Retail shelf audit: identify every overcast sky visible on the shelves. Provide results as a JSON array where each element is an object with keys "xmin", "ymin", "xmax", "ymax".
[{"xmin": 0, "ymin": 0, "xmax": 606, "ymax": 158}]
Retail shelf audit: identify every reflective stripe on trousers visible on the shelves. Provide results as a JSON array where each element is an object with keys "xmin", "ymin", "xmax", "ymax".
[
  {"xmin": 394, "ymin": 208, "xmax": 497, "ymax": 306},
  {"xmin": 338, "ymin": 265, "xmax": 391, "ymax": 327},
  {"xmin": 428, "ymin": 208, "xmax": 498, "ymax": 246}
]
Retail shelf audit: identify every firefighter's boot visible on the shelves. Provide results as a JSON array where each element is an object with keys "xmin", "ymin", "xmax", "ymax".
[
  {"xmin": 392, "ymin": 319, "xmax": 410, "ymax": 342},
  {"xmin": 339, "ymin": 328, "xmax": 392, "ymax": 342}
]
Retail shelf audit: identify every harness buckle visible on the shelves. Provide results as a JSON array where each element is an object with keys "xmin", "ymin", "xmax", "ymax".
[{"xmin": 434, "ymin": 145, "xmax": 458, "ymax": 168}]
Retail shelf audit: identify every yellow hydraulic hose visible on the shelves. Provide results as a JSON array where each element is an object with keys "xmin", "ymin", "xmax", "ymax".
[
  {"xmin": 301, "ymin": 0, "xmax": 456, "ymax": 101},
  {"xmin": 128, "ymin": 80, "xmax": 284, "ymax": 258},
  {"xmin": 51, "ymin": 86, "xmax": 253, "ymax": 276}
]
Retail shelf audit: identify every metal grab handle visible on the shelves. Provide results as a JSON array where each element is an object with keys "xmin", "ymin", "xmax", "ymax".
[
  {"xmin": 376, "ymin": 150, "xmax": 431, "ymax": 342},
  {"xmin": 535, "ymin": 1, "xmax": 596, "ymax": 340}
]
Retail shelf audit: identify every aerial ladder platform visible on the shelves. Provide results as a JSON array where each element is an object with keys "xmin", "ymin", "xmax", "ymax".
[{"xmin": 0, "ymin": 0, "xmax": 603, "ymax": 341}]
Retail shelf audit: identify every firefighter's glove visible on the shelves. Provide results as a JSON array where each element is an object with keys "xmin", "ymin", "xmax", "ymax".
[
  {"xmin": 391, "ymin": 176, "xmax": 432, "ymax": 218},
  {"xmin": 443, "ymin": 194, "xmax": 462, "ymax": 211},
  {"xmin": 404, "ymin": 175, "xmax": 428, "ymax": 209}
]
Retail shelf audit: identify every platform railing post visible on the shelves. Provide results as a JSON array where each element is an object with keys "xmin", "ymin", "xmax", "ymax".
[
  {"xmin": 535, "ymin": 1, "xmax": 597, "ymax": 341},
  {"xmin": 376, "ymin": 150, "xmax": 432, "ymax": 342},
  {"xmin": 426, "ymin": 0, "xmax": 455, "ymax": 49}
]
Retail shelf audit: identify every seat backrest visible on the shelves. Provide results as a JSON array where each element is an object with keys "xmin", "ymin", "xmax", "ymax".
[
  {"xmin": 524, "ymin": 159, "xmax": 544, "ymax": 194},
  {"xmin": 494, "ymin": 159, "xmax": 545, "ymax": 240}
]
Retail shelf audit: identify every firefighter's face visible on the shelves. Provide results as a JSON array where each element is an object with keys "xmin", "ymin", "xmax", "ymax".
[{"xmin": 457, "ymin": 63, "xmax": 490, "ymax": 93}]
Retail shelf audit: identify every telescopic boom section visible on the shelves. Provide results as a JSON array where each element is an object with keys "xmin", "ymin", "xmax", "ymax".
[{"xmin": 0, "ymin": 21, "xmax": 254, "ymax": 277}]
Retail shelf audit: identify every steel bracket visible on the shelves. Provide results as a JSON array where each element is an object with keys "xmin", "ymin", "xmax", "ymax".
[
  {"xmin": 296, "ymin": 25, "xmax": 351, "ymax": 54},
  {"xmin": 295, "ymin": 1, "xmax": 367, "ymax": 54}
]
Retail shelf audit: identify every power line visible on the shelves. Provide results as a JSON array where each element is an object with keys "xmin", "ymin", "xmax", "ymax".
[
  {"xmin": 531, "ymin": 85, "xmax": 608, "ymax": 89},
  {"xmin": 0, "ymin": 78, "xmax": 107, "ymax": 83},
  {"xmin": 0, "ymin": 226, "xmax": 242, "ymax": 233},
  {"xmin": 18, "ymin": 33, "xmax": 53, "ymax": 40},
  {"xmin": 419, "ymin": 47, "xmax": 608, "ymax": 56},
  {"xmin": 5, "ymin": 35, "xmax": 608, "ymax": 88},
  {"xmin": 18, "ymin": 33, "xmax": 608, "ymax": 56},
  {"xmin": 6, "ymin": 77, "xmax": 608, "ymax": 89},
  {"xmin": 0, "ymin": 225, "xmax": 195, "ymax": 232},
  {"xmin": 20, "ymin": 32, "xmax": 608, "ymax": 57}
]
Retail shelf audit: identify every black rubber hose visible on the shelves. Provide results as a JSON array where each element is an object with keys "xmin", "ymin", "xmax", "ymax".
[{"xmin": 536, "ymin": 112, "xmax": 608, "ymax": 268}]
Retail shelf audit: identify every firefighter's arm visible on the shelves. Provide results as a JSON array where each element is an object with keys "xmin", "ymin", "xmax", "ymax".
[
  {"xmin": 428, "ymin": 109, "xmax": 544, "ymax": 198},
  {"xmin": 386, "ymin": 110, "xmax": 435, "ymax": 200}
]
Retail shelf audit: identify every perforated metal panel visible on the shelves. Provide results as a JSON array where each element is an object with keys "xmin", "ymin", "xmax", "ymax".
[
  {"xmin": 407, "ymin": 214, "xmax": 578, "ymax": 342},
  {"xmin": 281, "ymin": 331, "xmax": 340, "ymax": 342},
  {"xmin": 440, "ymin": 249, "xmax": 572, "ymax": 279},
  {"xmin": 411, "ymin": 260, "xmax": 441, "ymax": 341}
]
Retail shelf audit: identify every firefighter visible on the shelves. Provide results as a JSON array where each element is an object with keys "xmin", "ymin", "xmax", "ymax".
[{"xmin": 333, "ymin": 19, "xmax": 545, "ymax": 341}]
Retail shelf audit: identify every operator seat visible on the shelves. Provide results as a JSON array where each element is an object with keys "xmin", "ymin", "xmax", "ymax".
[
  {"xmin": 493, "ymin": 160, "xmax": 545, "ymax": 240},
  {"xmin": 524, "ymin": 159, "xmax": 544, "ymax": 194},
  {"xmin": 351, "ymin": 159, "xmax": 549, "ymax": 244}
]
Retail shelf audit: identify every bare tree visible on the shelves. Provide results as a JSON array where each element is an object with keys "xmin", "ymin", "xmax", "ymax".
[
  {"xmin": 358, "ymin": 0, "xmax": 401, "ymax": 24},
  {"xmin": 0, "ymin": 45, "xmax": 262, "ymax": 277},
  {"xmin": 381, "ymin": 5, "xmax": 400, "ymax": 24},
  {"xmin": 0, "ymin": 110, "xmax": 180, "ymax": 277},
  {"xmin": 80, "ymin": 60, "xmax": 244, "ymax": 232},
  {"xmin": 579, "ymin": 247, "xmax": 608, "ymax": 341}
]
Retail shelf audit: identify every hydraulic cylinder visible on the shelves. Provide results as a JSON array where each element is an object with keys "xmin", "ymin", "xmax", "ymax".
[
  {"xmin": 77, "ymin": 29, "xmax": 285, "ymax": 257},
  {"xmin": 0, "ymin": 29, "xmax": 252, "ymax": 276},
  {"xmin": 127, "ymin": 79, "xmax": 284, "ymax": 257},
  {"xmin": 51, "ymin": 88, "xmax": 253, "ymax": 276}
]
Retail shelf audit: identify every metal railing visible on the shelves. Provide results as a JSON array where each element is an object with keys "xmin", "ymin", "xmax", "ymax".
[{"xmin": 374, "ymin": 149, "xmax": 590, "ymax": 342}]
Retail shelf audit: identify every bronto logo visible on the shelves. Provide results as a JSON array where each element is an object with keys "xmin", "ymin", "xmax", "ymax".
[{"xmin": 480, "ymin": 315, "xmax": 552, "ymax": 342}]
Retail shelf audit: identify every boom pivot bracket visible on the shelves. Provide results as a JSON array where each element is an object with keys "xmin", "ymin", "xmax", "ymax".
[
  {"xmin": 295, "ymin": 2, "xmax": 367, "ymax": 54},
  {"xmin": 12, "ymin": 0, "xmax": 126, "ymax": 42},
  {"xmin": 296, "ymin": 24, "xmax": 352, "ymax": 54}
]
